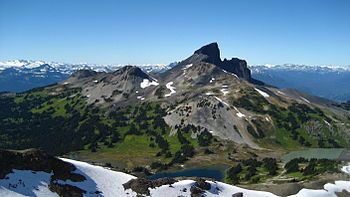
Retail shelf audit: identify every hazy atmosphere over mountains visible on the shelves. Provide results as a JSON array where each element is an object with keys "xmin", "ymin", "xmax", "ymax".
[{"xmin": 1, "ymin": 0, "xmax": 350, "ymax": 197}]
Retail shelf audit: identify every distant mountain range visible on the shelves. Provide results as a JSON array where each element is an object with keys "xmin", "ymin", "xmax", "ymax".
[
  {"xmin": 250, "ymin": 64, "xmax": 350, "ymax": 102},
  {"xmin": 1, "ymin": 60, "xmax": 350, "ymax": 102},
  {"xmin": 0, "ymin": 60, "xmax": 173, "ymax": 93}
]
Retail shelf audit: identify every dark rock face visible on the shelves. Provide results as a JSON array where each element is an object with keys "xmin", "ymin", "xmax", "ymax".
[
  {"xmin": 0, "ymin": 149, "xmax": 87, "ymax": 197},
  {"xmin": 190, "ymin": 186, "xmax": 205, "ymax": 197},
  {"xmin": 189, "ymin": 42, "xmax": 262, "ymax": 84},
  {"xmin": 194, "ymin": 43, "xmax": 221, "ymax": 65},
  {"xmin": 190, "ymin": 178, "xmax": 212, "ymax": 197},
  {"xmin": 193, "ymin": 178, "xmax": 211, "ymax": 190},
  {"xmin": 0, "ymin": 149, "xmax": 85, "ymax": 181},
  {"xmin": 221, "ymin": 58, "xmax": 251, "ymax": 80},
  {"xmin": 71, "ymin": 69, "xmax": 97, "ymax": 79},
  {"xmin": 232, "ymin": 192, "xmax": 243, "ymax": 197},
  {"xmin": 123, "ymin": 177, "xmax": 176, "ymax": 195},
  {"xmin": 49, "ymin": 182, "xmax": 86, "ymax": 197}
]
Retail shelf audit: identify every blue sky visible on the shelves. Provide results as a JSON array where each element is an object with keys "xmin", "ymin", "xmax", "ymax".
[{"xmin": 0, "ymin": 0, "xmax": 349, "ymax": 65}]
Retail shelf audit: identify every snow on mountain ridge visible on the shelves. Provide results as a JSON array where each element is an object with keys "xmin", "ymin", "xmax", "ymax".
[
  {"xmin": 249, "ymin": 64, "xmax": 350, "ymax": 73},
  {"xmin": 0, "ymin": 60, "xmax": 169, "ymax": 74}
]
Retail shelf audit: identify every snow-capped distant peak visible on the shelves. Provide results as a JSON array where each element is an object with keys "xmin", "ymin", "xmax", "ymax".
[
  {"xmin": 249, "ymin": 63, "xmax": 350, "ymax": 73},
  {"xmin": 264, "ymin": 64, "xmax": 276, "ymax": 68},
  {"xmin": 0, "ymin": 60, "xmax": 170, "ymax": 74},
  {"xmin": 0, "ymin": 60, "xmax": 44, "ymax": 69}
]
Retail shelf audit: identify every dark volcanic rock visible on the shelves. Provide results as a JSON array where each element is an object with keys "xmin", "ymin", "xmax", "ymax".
[
  {"xmin": 190, "ymin": 178, "xmax": 212, "ymax": 197},
  {"xmin": 0, "ymin": 149, "xmax": 87, "ymax": 197},
  {"xmin": 123, "ymin": 177, "xmax": 176, "ymax": 195},
  {"xmin": 221, "ymin": 58, "xmax": 250, "ymax": 81},
  {"xmin": 187, "ymin": 42, "xmax": 263, "ymax": 84},
  {"xmin": 190, "ymin": 186, "xmax": 205, "ymax": 197},
  {"xmin": 49, "ymin": 182, "xmax": 86, "ymax": 197},
  {"xmin": 193, "ymin": 178, "xmax": 211, "ymax": 190},
  {"xmin": 232, "ymin": 192, "xmax": 243, "ymax": 197},
  {"xmin": 0, "ymin": 148, "xmax": 85, "ymax": 182},
  {"xmin": 194, "ymin": 42, "xmax": 221, "ymax": 65}
]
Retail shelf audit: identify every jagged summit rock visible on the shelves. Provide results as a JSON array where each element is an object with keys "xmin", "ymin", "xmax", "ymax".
[
  {"xmin": 194, "ymin": 42, "xmax": 221, "ymax": 65},
  {"xmin": 178, "ymin": 42, "xmax": 262, "ymax": 84},
  {"xmin": 221, "ymin": 57, "xmax": 251, "ymax": 81}
]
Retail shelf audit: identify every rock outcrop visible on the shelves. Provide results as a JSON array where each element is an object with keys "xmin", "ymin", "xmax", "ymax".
[
  {"xmin": 0, "ymin": 148, "xmax": 85, "ymax": 182},
  {"xmin": 181, "ymin": 42, "xmax": 263, "ymax": 84}
]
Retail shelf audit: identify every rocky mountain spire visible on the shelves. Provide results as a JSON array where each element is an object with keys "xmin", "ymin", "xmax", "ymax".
[
  {"xmin": 185, "ymin": 42, "xmax": 262, "ymax": 84},
  {"xmin": 194, "ymin": 42, "xmax": 221, "ymax": 65}
]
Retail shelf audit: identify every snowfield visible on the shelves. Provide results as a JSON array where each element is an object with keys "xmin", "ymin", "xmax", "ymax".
[
  {"xmin": 0, "ymin": 170, "xmax": 58, "ymax": 197},
  {"xmin": 149, "ymin": 180, "xmax": 278, "ymax": 197},
  {"xmin": 0, "ymin": 159, "xmax": 137, "ymax": 197},
  {"xmin": 1, "ymin": 159, "xmax": 350, "ymax": 197},
  {"xmin": 140, "ymin": 79, "xmax": 159, "ymax": 89},
  {"xmin": 59, "ymin": 158, "xmax": 137, "ymax": 197},
  {"xmin": 164, "ymin": 82, "xmax": 176, "ymax": 97}
]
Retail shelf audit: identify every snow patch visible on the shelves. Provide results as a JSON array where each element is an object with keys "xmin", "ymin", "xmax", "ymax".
[
  {"xmin": 220, "ymin": 88, "xmax": 230, "ymax": 96},
  {"xmin": 236, "ymin": 112, "xmax": 246, "ymax": 118},
  {"xmin": 164, "ymin": 82, "xmax": 176, "ymax": 97},
  {"xmin": 222, "ymin": 69, "xmax": 239, "ymax": 78},
  {"xmin": 341, "ymin": 164, "xmax": 350, "ymax": 174},
  {"xmin": 234, "ymin": 106, "xmax": 246, "ymax": 118},
  {"xmin": 137, "ymin": 96, "xmax": 145, "ymax": 101},
  {"xmin": 209, "ymin": 77, "xmax": 215, "ymax": 83},
  {"xmin": 184, "ymin": 64, "xmax": 193, "ymax": 69},
  {"xmin": 254, "ymin": 88, "xmax": 270, "ymax": 98},
  {"xmin": 214, "ymin": 96, "xmax": 230, "ymax": 107},
  {"xmin": 300, "ymin": 96, "xmax": 310, "ymax": 103},
  {"xmin": 140, "ymin": 79, "xmax": 159, "ymax": 89},
  {"xmin": 276, "ymin": 90, "xmax": 286, "ymax": 95},
  {"xmin": 324, "ymin": 120, "xmax": 331, "ymax": 126},
  {"xmin": 220, "ymin": 85, "xmax": 230, "ymax": 96},
  {"xmin": 182, "ymin": 64, "xmax": 193, "ymax": 75}
]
